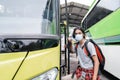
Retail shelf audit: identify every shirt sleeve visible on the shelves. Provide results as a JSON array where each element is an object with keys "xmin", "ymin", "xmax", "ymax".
[{"xmin": 87, "ymin": 42, "xmax": 97, "ymax": 56}]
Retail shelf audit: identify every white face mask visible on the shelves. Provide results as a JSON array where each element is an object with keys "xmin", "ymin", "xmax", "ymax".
[{"xmin": 75, "ymin": 34, "xmax": 83, "ymax": 41}]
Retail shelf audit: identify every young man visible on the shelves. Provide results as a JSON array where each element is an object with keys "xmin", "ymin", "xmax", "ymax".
[{"xmin": 69, "ymin": 27, "xmax": 100, "ymax": 80}]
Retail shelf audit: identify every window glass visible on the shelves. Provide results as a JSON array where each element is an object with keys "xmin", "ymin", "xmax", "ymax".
[
  {"xmin": 0, "ymin": 38, "xmax": 58, "ymax": 53},
  {"xmin": 0, "ymin": 0, "xmax": 58, "ymax": 35},
  {"xmin": 83, "ymin": 0, "xmax": 120, "ymax": 29}
]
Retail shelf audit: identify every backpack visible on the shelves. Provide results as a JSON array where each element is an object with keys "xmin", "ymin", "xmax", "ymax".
[{"xmin": 76, "ymin": 39, "xmax": 105, "ymax": 71}]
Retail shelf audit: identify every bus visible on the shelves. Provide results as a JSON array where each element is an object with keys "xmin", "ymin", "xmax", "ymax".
[
  {"xmin": 82, "ymin": 0, "xmax": 120, "ymax": 79},
  {"xmin": 0, "ymin": 0, "xmax": 60, "ymax": 80}
]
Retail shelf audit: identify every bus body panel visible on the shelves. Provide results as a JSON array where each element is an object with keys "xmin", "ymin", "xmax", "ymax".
[
  {"xmin": 14, "ymin": 45, "xmax": 60, "ymax": 80},
  {"xmin": 0, "ymin": 52, "xmax": 27, "ymax": 80},
  {"xmin": 89, "ymin": 8, "xmax": 120, "ymax": 39},
  {"xmin": 100, "ymin": 45, "xmax": 120, "ymax": 79}
]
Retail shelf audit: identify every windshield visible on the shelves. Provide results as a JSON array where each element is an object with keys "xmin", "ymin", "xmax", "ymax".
[
  {"xmin": 0, "ymin": 38, "xmax": 58, "ymax": 53},
  {"xmin": 0, "ymin": 0, "xmax": 57, "ymax": 35}
]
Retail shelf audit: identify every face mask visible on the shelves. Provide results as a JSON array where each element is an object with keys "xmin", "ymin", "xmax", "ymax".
[{"xmin": 75, "ymin": 34, "xmax": 83, "ymax": 41}]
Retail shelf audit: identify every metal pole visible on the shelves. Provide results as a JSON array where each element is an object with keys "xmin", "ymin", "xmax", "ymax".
[
  {"xmin": 64, "ymin": 26, "xmax": 67, "ymax": 68},
  {"xmin": 65, "ymin": 0, "xmax": 70, "ymax": 74},
  {"xmin": 65, "ymin": 0, "xmax": 69, "ymax": 37}
]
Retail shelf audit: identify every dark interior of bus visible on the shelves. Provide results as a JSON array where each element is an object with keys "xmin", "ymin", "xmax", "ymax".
[{"xmin": 83, "ymin": 6, "xmax": 112, "ymax": 30}]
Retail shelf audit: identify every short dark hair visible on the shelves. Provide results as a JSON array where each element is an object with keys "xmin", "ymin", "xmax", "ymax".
[{"xmin": 72, "ymin": 27, "xmax": 85, "ymax": 38}]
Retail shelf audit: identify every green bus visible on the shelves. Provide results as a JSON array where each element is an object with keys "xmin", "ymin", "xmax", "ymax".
[{"xmin": 82, "ymin": 0, "xmax": 120, "ymax": 79}]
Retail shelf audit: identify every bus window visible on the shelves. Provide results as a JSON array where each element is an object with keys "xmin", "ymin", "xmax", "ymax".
[
  {"xmin": 0, "ymin": 38, "xmax": 59, "ymax": 53},
  {"xmin": 82, "ymin": 0, "xmax": 120, "ymax": 29},
  {"xmin": 0, "ymin": 0, "xmax": 58, "ymax": 35}
]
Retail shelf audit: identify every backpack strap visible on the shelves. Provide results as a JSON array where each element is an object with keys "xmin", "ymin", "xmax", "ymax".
[
  {"xmin": 84, "ymin": 40, "xmax": 91, "ymax": 57},
  {"xmin": 84, "ymin": 40, "xmax": 95, "ymax": 65},
  {"xmin": 75, "ymin": 41, "xmax": 91, "ymax": 57}
]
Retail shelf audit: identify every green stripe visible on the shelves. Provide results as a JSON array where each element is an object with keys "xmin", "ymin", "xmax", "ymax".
[{"xmin": 89, "ymin": 8, "xmax": 120, "ymax": 39}]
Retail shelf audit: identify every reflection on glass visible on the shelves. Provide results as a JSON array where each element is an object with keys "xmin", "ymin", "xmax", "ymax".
[
  {"xmin": 0, "ymin": 0, "xmax": 57, "ymax": 35},
  {"xmin": 82, "ymin": 0, "xmax": 120, "ymax": 29},
  {"xmin": 0, "ymin": 38, "xmax": 58, "ymax": 53}
]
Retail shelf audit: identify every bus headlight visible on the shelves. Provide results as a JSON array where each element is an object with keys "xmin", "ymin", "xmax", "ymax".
[{"xmin": 32, "ymin": 68, "xmax": 58, "ymax": 80}]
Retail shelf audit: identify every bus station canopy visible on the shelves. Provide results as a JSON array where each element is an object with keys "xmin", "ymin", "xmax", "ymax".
[{"xmin": 60, "ymin": 2, "xmax": 89, "ymax": 27}]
